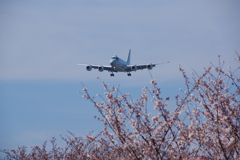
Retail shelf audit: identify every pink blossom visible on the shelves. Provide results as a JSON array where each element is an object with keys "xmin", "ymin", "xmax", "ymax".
[{"xmin": 150, "ymin": 79, "xmax": 157, "ymax": 85}]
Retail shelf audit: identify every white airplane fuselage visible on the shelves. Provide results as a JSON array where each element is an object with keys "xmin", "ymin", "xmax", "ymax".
[{"xmin": 110, "ymin": 57, "xmax": 129, "ymax": 72}]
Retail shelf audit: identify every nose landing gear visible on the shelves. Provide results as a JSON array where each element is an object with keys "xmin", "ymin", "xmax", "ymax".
[{"xmin": 127, "ymin": 73, "xmax": 131, "ymax": 76}]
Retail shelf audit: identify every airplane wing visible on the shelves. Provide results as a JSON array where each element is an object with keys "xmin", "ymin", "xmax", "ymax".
[
  {"xmin": 127, "ymin": 61, "xmax": 169, "ymax": 71},
  {"xmin": 78, "ymin": 63, "xmax": 116, "ymax": 72}
]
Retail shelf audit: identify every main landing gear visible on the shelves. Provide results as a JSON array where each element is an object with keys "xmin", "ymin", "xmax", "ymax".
[{"xmin": 110, "ymin": 73, "xmax": 131, "ymax": 76}]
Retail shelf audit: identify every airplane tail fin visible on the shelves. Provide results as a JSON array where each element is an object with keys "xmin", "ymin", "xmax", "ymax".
[{"xmin": 127, "ymin": 49, "xmax": 131, "ymax": 64}]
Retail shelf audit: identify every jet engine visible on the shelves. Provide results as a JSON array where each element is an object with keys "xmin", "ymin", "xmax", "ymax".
[
  {"xmin": 98, "ymin": 66, "xmax": 104, "ymax": 72},
  {"xmin": 147, "ymin": 64, "xmax": 153, "ymax": 70},
  {"xmin": 131, "ymin": 65, "xmax": 138, "ymax": 71},
  {"xmin": 86, "ymin": 65, "xmax": 92, "ymax": 71}
]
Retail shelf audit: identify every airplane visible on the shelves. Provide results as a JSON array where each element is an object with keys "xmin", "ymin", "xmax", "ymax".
[{"xmin": 78, "ymin": 49, "xmax": 169, "ymax": 77}]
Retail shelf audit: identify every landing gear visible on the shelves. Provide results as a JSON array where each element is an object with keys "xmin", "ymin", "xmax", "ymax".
[
  {"xmin": 110, "ymin": 73, "xmax": 114, "ymax": 77},
  {"xmin": 127, "ymin": 73, "xmax": 131, "ymax": 76}
]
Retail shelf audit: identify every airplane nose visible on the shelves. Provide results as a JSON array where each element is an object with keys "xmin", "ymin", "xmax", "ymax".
[{"xmin": 110, "ymin": 59, "xmax": 115, "ymax": 66}]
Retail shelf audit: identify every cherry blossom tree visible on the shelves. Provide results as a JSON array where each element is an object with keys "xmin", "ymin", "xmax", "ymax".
[{"xmin": 1, "ymin": 53, "xmax": 239, "ymax": 160}]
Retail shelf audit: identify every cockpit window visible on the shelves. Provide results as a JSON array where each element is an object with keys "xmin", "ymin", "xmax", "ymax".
[{"xmin": 111, "ymin": 56, "xmax": 119, "ymax": 59}]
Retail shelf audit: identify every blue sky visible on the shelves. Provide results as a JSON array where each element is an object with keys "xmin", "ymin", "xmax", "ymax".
[{"xmin": 0, "ymin": 0, "xmax": 239, "ymax": 155}]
